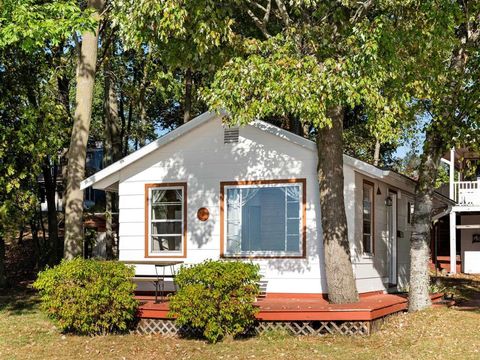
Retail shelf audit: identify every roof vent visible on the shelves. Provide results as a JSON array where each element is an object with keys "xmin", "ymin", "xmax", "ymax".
[{"xmin": 224, "ymin": 127, "xmax": 239, "ymax": 144}]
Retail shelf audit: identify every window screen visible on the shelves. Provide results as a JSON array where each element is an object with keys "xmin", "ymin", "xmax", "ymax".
[
  {"xmin": 225, "ymin": 184, "xmax": 302, "ymax": 256},
  {"xmin": 150, "ymin": 188, "xmax": 184, "ymax": 253}
]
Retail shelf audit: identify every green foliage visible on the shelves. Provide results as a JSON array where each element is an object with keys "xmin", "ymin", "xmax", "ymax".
[
  {"xmin": 33, "ymin": 258, "xmax": 138, "ymax": 335},
  {"xmin": 435, "ymin": 165, "xmax": 450, "ymax": 189},
  {"xmin": 169, "ymin": 260, "xmax": 260, "ymax": 343},
  {"xmin": 111, "ymin": 0, "xmax": 234, "ymax": 57},
  {"xmin": 0, "ymin": 45, "xmax": 71, "ymax": 236},
  {"xmin": 343, "ymin": 106, "xmax": 398, "ymax": 167},
  {"xmin": 204, "ymin": 1, "xmax": 457, "ymax": 146},
  {"xmin": 110, "ymin": 0, "xmax": 239, "ymax": 128},
  {"xmin": 0, "ymin": 0, "xmax": 96, "ymax": 51}
]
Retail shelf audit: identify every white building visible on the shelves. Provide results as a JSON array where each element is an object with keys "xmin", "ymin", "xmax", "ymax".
[
  {"xmin": 441, "ymin": 148, "xmax": 480, "ymax": 274},
  {"xmin": 81, "ymin": 112, "xmax": 451, "ymax": 295}
]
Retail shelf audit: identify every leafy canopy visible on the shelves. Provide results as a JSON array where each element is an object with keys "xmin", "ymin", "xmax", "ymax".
[
  {"xmin": 204, "ymin": 0, "xmax": 457, "ymax": 146},
  {"xmin": 0, "ymin": 46, "xmax": 71, "ymax": 233},
  {"xmin": 0, "ymin": 0, "xmax": 96, "ymax": 51},
  {"xmin": 111, "ymin": 0, "xmax": 236, "ymax": 70}
]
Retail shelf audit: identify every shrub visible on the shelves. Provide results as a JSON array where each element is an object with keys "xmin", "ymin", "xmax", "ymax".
[
  {"xmin": 169, "ymin": 260, "xmax": 260, "ymax": 343},
  {"xmin": 33, "ymin": 258, "xmax": 138, "ymax": 335}
]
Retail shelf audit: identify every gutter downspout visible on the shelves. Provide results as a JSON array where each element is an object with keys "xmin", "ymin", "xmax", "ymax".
[{"xmin": 432, "ymin": 204, "xmax": 452, "ymax": 222}]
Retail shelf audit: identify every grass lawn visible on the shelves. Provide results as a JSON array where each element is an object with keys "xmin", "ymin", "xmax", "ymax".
[{"xmin": 1, "ymin": 276, "xmax": 480, "ymax": 360}]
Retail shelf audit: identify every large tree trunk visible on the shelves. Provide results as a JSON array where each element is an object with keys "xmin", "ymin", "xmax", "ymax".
[
  {"xmin": 183, "ymin": 67, "xmax": 193, "ymax": 123},
  {"xmin": 103, "ymin": 45, "xmax": 121, "ymax": 260},
  {"xmin": 317, "ymin": 106, "xmax": 359, "ymax": 304},
  {"xmin": 42, "ymin": 161, "xmax": 59, "ymax": 265},
  {"xmin": 408, "ymin": 131, "xmax": 446, "ymax": 311},
  {"xmin": 64, "ymin": 0, "xmax": 104, "ymax": 259}
]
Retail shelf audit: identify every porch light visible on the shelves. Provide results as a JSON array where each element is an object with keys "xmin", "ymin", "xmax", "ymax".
[{"xmin": 385, "ymin": 196, "xmax": 393, "ymax": 207}]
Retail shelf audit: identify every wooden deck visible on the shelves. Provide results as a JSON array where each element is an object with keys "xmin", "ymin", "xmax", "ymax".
[{"xmin": 135, "ymin": 292, "xmax": 444, "ymax": 322}]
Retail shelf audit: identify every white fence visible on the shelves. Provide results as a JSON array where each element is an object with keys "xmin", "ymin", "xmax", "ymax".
[{"xmin": 453, "ymin": 181, "xmax": 480, "ymax": 206}]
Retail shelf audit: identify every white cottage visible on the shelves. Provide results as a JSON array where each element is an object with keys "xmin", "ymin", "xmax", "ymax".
[{"xmin": 81, "ymin": 111, "xmax": 451, "ymax": 295}]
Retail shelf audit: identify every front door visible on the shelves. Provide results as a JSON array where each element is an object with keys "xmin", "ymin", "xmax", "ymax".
[{"xmin": 387, "ymin": 191, "xmax": 398, "ymax": 286}]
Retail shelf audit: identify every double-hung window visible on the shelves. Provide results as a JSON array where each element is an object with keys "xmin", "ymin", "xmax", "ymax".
[
  {"xmin": 362, "ymin": 181, "xmax": 374, "ymax": 254},
  {"xmin": 146, "ymin": 183, "xmax": 186, "ymax": 257},
  {"xmin": 222, "ymin": 180, "xmax": 305, "ymax": 257}
]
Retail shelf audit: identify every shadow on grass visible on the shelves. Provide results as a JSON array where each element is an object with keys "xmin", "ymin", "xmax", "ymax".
[
  {"xmin": 0, "ymin": 282, "xmax": 40, "ymax": 315},
  {"xmin": 432, "ymin": 274, "xmax": 480, "ymax": 309}
]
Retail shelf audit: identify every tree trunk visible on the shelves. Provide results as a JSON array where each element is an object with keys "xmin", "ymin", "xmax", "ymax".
[
  {"xmin": 18, "ymin": 228, "xmax": 24, "ymax": 245},
  {"xmin": 183, "ymin": 67, "xmax": 193, "ymax": 123},
  {"xmin": 31, "ymin": 217, "xmax": 40, "ymax": 270},
  {"xmin": 408, "ymin": 130, "xmax": 445, "ymax": 311},
  {"xmin": 124, "ymin": 101, "xmax": 133, "ymax": 156},
  {"xmin": 408, "ymin": 17, "xmax": 468, "ymax": 311},
  {"xmin": 0, "ymin": 229, "xmax": 7, "ymax": 289},
  {"xmin": 138, "ymin": 54, "xmax": 151, "ymax": 147},
  {"xmin": 104, "ymin": 192, "xmax": 114, "ymax": 259},
  {"xmin": 373, "ymin": 138, "xmax": 381, "ymax": 166},
  {"xmin": 103, "ymin": 45, "xmax": 121, "ymax": 260},
  {"xmin": 64, "ymin": 0, "xmax": 104, "ymax": 259},
  {"xmin": 43, "ymin": 162, "xmax": 59, "ymax": 265},
  {"xmin": 39, "ymin": 208, "xmax": 47, "ymax": 246},
  {"xmin": 288, "ymin": 117, "xmax": 304, "ymax": 137},
  {"xmin": 317, "ymin": 105, "xmax": 359, "ymax": 304},
  {"xmin": 138, "ymin": 85, "xmax": 147, "ymax": 147},
  {"xmin": 119, "ymin": 92, "xmax": 126, "ymax": 154}
]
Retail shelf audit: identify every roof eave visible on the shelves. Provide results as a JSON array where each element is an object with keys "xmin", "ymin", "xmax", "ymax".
[{"xmin": 80, "ymin": 111, "xmax": 222, "ymax": 190}]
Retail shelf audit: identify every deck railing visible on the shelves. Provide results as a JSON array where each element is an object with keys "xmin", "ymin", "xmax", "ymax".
[{"xmin": 453, "ymin": 181, "xmax": 480, "ymax": 206}]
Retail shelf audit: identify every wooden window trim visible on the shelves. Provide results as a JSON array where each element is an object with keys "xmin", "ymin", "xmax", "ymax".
[
  {"xmin": 144, "ymin": 182, "xmax": 187, "ymax": 258},
  {"xmin": 362, "ymin": 180, "xmax": 375, "ymax": 255},
  {"xmin": 388, "ymin": 189, "xmax": 399, "ymax": 284},
  {"xmin": 220, "ymin": 178, "xmax": 307, "ymax": 259}
]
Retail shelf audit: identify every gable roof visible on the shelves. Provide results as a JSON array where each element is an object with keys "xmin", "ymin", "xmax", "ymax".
[
  {"xmin": 80, "ymin": 111, "xmax": 221, "ymax": 191},
  {"xmin": 79, "ymin": 110, "xmax": 451, "ymax": 206},
  {"xmin": 82, "ymin": 110, "xmax": 316, "ymax": 190}
]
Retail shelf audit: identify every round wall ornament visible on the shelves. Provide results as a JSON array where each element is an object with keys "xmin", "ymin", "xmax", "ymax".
[{"xmin": 197, "ymin": 207, "xmax": 210, "ymax": 221}]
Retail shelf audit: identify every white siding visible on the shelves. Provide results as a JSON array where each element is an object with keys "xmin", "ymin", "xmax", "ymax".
[
  {"xmin": 118, "ymin": 117, "xmax": 326, "ymax": 294},
  {"xmin": 397, "ymin": 193, "xmax": 413, "ymax": 289},
  {"xmin": 116, "ymin": 116, "xmax": 416, "ymax": 294},
  {"xmin": 460, "ymin": 214, "xmax": 480, "ymax": 273},
  {"xmin": 353, "ymin": 173, "xmax": 415, "ymax": 291}
]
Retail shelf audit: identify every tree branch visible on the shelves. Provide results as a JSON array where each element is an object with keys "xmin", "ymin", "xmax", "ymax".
[
  {"xmin": 246, "ymin": 0, "xmax": 272, "ymax": 38},
  {"xmin": 274, "ymin": 0, "xmax": 290, "ymax": 26},
  {"xmin": 351, "ymin": 0, "xmax": 374, "ymax": 23}
]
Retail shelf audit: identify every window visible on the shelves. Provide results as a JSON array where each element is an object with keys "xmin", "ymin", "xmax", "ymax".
[
  {"xmin": 146, "ymin": 183, "xmax": 186, "ymax": 257},
  {"xmin": 407, "ymin": 201, "xmax": 414, "ymax": 224},
  {"xmin": 362, "ymin": 181, "xmax": 374, "ymax": 254},
  {"xmin": 222, "ymin": 180, "xmax": 305, "ymax": 257}
]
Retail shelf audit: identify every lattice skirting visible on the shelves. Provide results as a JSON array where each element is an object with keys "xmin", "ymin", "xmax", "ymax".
[{"xmin": 133, "ymin": 318, "xmax": 391, "ymax": 337}]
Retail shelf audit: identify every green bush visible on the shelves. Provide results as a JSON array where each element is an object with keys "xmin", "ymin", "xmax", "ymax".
[
  {"xmin": 169, "ymin": 260, "xmax": 260, "ymax": 343},
  {"xmin": 33, "ymin": 258, "xmax": 138, "ymax": 335}
]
